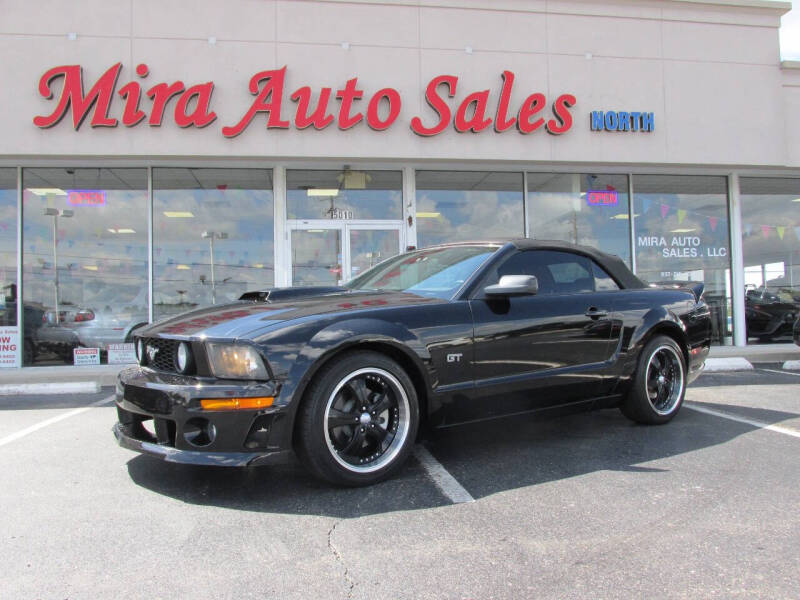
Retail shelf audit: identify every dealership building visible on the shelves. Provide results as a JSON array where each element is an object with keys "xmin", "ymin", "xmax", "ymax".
[{"xmin": 0, "ymin": 0, "xmax": 799, "ymax": 368}]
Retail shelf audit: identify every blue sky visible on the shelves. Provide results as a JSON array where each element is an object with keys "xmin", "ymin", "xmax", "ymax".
[{"xmin": 781, "ymin": 2, "xmax": 800, "ymax": 59}]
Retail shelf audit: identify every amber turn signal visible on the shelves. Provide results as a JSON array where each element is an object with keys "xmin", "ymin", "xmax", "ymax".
[{"xmin": 199, "ymin": 397, "xmax": 274, "ymax": 411}]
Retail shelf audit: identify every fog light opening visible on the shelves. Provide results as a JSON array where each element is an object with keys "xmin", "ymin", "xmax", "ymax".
[
  {"xmin": 244, "ymin": 415, "xmax": 273, "ymax": 450},
  {"xmin": 138, "ymin": 418, "xmax": 156, "ymax": 439},
  {"xmin": 183, "ymin": 417, "xmax": 217, "ymax": 447}
]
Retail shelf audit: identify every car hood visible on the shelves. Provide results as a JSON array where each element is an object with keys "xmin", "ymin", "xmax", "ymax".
[{"xmin": 140, "ymin": 288, "xmax": 445, "ymax": 339}]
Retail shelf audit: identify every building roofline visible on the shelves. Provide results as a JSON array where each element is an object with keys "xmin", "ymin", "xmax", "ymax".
[
  {"xmin": 316, "ymin": 0, "xmax": 792, "ymax": 13},
  {"xmin": 669, "ymin": 0, "xmax": 791, "ymax": 10}
]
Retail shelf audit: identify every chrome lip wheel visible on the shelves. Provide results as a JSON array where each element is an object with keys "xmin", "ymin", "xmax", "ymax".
[
  {"xmin": 324, "ymin": 367, "xmax": 410, "ymax": 474},
  {"xmin": 645, "ymin": 345, "xmax": 684, "ymax": 415}
]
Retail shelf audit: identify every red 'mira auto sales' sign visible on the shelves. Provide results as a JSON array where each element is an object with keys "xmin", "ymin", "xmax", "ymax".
[{"xmin": 33, "ymin": 63, "xmax": 576, "ymax": 138}]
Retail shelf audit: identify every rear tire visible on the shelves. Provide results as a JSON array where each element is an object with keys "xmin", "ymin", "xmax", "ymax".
[
  {"xmin": 621, "ymin": 335, "xmax": 686, "ymax": 425},
  {"xmin": 295, "ymin": 350, "xmax": 419, "ymax": 486}
]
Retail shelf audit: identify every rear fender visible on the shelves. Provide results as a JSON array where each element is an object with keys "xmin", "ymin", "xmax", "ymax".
[{"xmin": 618, "ymin": 307, "xmax": 689, "ymax": 381}]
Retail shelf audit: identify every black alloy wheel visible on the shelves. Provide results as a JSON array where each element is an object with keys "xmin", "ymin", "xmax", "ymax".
[
  {"xmin": 645, "ymin": 346, "xmax": 683, "ymax": 415},
  {"xmin": 324, "ymin": 368, "xmax": 406, "ymax": 471},
  {"xmin": 295, "ymin": 350, "xmax": 419, "ymax": 486},
  {"xmin": 621, "ymin": 335, "xmax": 686, "ymax": 425}
]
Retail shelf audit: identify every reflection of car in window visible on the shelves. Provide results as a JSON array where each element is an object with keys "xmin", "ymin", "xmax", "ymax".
[
  {"xmin": 114, "ymin": 240, "xmax": 712, "ymax": 486},
  {"xmin": 0, "ymin": 293, "xmax": 46, "ymax": 364},
  {"xmin": 745, "ymin": 286, "xmax": 799, "ymax": 342},
  {"xmin": 71, "ymin": 285, "xmax": 150, "ymax": 351}
]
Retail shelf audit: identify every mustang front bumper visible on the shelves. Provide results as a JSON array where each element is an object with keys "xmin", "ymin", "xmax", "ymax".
[{"xmin": 114, "ymin": 366, "xmax": 293, "ymax": 467}]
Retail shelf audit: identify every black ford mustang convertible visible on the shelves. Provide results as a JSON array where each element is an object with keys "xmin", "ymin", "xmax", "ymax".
[{"xmin": 115, "ymin": 240, "xmax": 711, "ymax": 485}]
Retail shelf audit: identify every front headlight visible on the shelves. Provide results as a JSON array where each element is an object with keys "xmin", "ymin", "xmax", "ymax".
[{"xmin": 206, "ymin": 343, "xmax": 269, "ymax": 380}]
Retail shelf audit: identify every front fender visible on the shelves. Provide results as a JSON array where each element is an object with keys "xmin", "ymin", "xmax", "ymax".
[{"xmin": 272, "ymin": 318, "xmax": 431, "ymax": 449}]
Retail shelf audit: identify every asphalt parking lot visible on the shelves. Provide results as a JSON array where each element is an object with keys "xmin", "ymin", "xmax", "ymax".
[{"xmin": 1, "ymin": 367, "xmax": 799, "ymax": 599}]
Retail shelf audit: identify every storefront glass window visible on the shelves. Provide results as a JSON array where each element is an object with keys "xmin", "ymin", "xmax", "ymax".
[
  {"xmin": 153, "ymin": 168, "xmax": 274, "ymax": 320},
  {"xmin": 526, "ymin": 173, "xmax": 631, "ymax": 265},
  {"xmin": 740, "ymin": 177, "xmax": 800, "ymax": 344},
  {"xmin": 287, "ymin": 170, "xmax": 402, "ymax": 220},
  {"xmin": 416, "ymin": 171, "xmax": 524, "ymax": 247},
  {"xmin": 22, "ymin": 168, "xmax": 148, "ymax": 365},
  {"xmin": 633, "ymin": 175, "xmax": 732, "ymax": 345},
  {"xmin": 0, "ymin": 170, "xmax": 16, "ymax": 332}
]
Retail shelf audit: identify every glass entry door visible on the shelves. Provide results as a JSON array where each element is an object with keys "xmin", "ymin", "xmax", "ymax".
[{"xmin": 289, "ymin": 221, "xmax": 403, "ymax": 286}]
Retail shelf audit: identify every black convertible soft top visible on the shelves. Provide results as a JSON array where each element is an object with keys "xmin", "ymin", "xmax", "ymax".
[
  {"xmin": 509, "ymin": 239, "xmax": 646, "ymax": 290},
  {"xmin": 430, "ymin": 238, "xmax": 646, "ymax": 290}
]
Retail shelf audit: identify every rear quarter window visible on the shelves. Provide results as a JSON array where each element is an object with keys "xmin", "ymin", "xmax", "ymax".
[{"xmin": 592, "ymin": 261, "xmax": 620, "ymax": 291}]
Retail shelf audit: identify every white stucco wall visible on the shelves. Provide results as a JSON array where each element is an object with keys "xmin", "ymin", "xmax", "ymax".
[
  {"xmin": 783, "ymin": 62, "xmax": 800, "ymax": 167},
  {"xmin": 0, "ymin": 0, "xmax": 795, "ymax": 168}
]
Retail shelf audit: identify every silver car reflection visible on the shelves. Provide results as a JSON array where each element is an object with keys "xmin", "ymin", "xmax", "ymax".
[{"xmin": 71, "ymin": 286, "xmax": 150, "ymax": 350}]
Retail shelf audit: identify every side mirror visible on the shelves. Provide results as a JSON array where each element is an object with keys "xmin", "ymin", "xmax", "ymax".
[{"xmin": 484, "ymin": 275, "xmax": 538, "ymax": 297}]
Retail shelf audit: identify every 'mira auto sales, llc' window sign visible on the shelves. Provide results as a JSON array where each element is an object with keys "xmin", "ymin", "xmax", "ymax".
[{"xmin": 32, "ymin": 63, "xmax": 578, "ymax": 138}]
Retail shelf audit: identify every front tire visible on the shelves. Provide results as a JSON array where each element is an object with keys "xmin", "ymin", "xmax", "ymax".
[
  {"xmin": 295, "ymin": 350, "xmax": 419, "ymax": 486},
  {"xmin": 621, "ymin": 335, "xmax": 686, "ymax": 425}
]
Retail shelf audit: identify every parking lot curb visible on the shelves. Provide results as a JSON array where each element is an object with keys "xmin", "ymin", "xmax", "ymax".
[
  {"xmin": 0, "ymin": 381, "xmax": 101, "ymax": 396},
  {"xmin": 703, "ymin": 357, "xmax": 754, "ymax": 372}
]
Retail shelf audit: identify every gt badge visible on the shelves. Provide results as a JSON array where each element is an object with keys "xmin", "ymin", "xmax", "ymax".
[{"xmin": 446, "ymin": 353, "xmax": 463, "ymax": 363}]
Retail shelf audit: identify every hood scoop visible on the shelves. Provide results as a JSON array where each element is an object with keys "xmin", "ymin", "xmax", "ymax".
[{"xmin": 239, "ymin": 286, "xmax": 348, "ymax": 303}]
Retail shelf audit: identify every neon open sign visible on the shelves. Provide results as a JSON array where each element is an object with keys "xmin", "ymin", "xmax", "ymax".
[
  {"xmin": 586, "ymin": 190, "xmax": 618, "ymax": 206},
  {"xmin": 67, "ymin": 190, "xmax": 106, "ymax": 206}
]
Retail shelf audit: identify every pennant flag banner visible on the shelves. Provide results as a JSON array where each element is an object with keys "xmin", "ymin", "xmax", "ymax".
[
  {"xmin": 677, "ymin": 209, "xmax": 687, "ymax": 224},
  {"xmin": 761, "ymin": 225, "xmax": 771, "ymax": 238},
  {"xmin": 777, "ymin": 226, "xmax": 785, "ymax": 240},
  {"xmin": 660, "ymin": 204, "xmax": 670, "ymax": 219},
  {"xmin": 708, "ymin": 216, "xmax": 718, "ymax": 231}
]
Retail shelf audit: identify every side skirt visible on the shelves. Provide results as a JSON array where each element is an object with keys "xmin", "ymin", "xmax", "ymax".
[{"xmin": 432, "ymin": 394, "xmax": 624, "ymax": 430}]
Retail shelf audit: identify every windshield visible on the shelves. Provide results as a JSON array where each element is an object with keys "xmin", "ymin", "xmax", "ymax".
[{"xmin": 346, "ymin": 245, "xmax": 499, "ymax": 299}]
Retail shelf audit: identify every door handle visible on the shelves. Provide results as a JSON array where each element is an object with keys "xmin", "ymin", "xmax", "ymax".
[{"xmin": 585, "ymin": 307, "xmax": 608, "ymax": 319}]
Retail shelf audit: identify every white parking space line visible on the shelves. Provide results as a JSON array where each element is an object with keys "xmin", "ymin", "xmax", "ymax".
[
  {"xmin": 413, "ymin": 445, "xmax": 475, "ymax": 504},
  {"xmin": 685, "ymin": 403, "xmax": 800, "ymax": 439},
  {"xmin": 760, "ymin": 368, "xmax": 800, "ymax": 378},
  {"xmin": 0, "ymin": 394, "xmax": 115, "ymax": 449}
]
